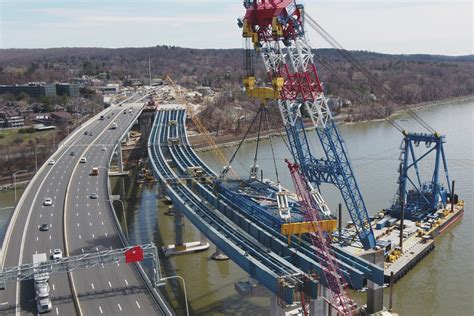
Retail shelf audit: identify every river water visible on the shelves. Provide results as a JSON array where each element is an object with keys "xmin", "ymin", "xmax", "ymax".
[{"xmin": 1, "ymin": 100, "xmax": 472, "ymax": 315}]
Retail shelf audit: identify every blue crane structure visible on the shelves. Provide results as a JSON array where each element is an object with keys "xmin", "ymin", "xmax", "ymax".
[
  {"xmin": 390, "ymin": 132, "xmax": 452, "ymax": 221},
  {"xmin": 239, "ymin": 0, "xmax": 376, "ymax": 249}
]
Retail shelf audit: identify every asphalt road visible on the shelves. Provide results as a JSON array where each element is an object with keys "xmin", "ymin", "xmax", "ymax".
[{"xmin": 0, "ymin": 94, "xmax": 164, "ymax": 315}]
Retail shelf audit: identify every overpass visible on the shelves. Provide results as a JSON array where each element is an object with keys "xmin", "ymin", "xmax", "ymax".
[{"xmin": 0, "ymin": 93, "xmax": 172, "ymax": 315}]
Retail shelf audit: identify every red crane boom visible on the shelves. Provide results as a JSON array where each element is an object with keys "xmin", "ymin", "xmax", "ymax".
[{"xmin": 286, "ymin": 159, "xmax": 355, "ymax": 315}]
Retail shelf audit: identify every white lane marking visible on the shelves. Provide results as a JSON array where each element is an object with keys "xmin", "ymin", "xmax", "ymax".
[
  {"xmin": 81, "ymin": 248, "xmax": 84, "ymax": 253},
  {"xmin": 108, "ymin": 281, "xmax": 112, "ymax": 288},
  {"xmin": 99, "ymin": 306, "xmax": 103, "ymax": 314},
  {"xmin": 76, "ymin": 212, "xmax": 79, "ymax": 217},
  {"xmin": 135, "ymin": 301, "xmax": 141, "ymax": 309},
  {"xmin": 51, "ymin": 213, "xmax": 53, "ymax": 217},
  {"xmin": 87, "ymin": 212, "xmax": 90, "ymax": 216},
  {"xmin": 91, "ymin": 283, "xmax": 95, "ymax": 290},
  {"xmin": 89, "ymin": 222, "xmax": 92, "ymax": 226},
  {"xmin": 92, "ymin": 233, "xmax": 95, "ymax": 238},
  {"xmin": 96, "ymin": 247, "xmax": 99, "ymax": 252},
  {"xmin": 110, "ymin": 246, "xmax": 113, "ymax": 250},
  {"xmin": 55, "ymin": 307, "xmax": 59, "ymax": 315},
  {"xmin": 105, "ymin": 232, "xmax": 108, "ymax": 237},
  {"xmin": 99, "ymin": 211, "xmax": 102, "ymax": 215},
  {"xmin": 36, "ymin": 236, "xmax": 39, "ymax": 241},
  {"xmin": 117, "ymin": 303, "xmax": 122, "ymax": 311},
  {"xmin": 52, "ymin": 284, "xmax": 55, "ymax": 291},
  {"xmin": 78, "ymin": 234, "xmax": 82, "ymax": 239},
  {"xmin": 77, "ymin": 223, "xmax": 80, "ymax": 227},
  {"xmin": 49, "ymin": 235, "xmax": 51, "ymax": 240},
  {"xmin": 101, "ymin": 221, "xmax": 104, "ymax": 226},
  {"xmin": 49, "ymin": 249, "xmax": 52, "ymax": 254},
  {"xmin": 39, "ymin": 214, "xmax": 42, "ymax": 218},
  {"xmin": 124, "ymin": 279, "xmax": 128, "ymax": 286}
]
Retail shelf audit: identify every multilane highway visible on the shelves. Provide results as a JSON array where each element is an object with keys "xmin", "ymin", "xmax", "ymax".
[{"xmin": 0, "ymin": 94, "xmax": 169, "ymax": 315}]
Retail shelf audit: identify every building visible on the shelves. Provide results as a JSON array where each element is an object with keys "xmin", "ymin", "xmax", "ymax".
[
  {"xmin": 0, "ymin": 83, "xmax": 57, "ymax": 98},
  {"xmin": 100, "ymin": 84, "xmax": 120, "ymax": 95},
  {"xmin": 0, "ymin": 110, "xmax": 25, "ymax": 129},
  {"xmin": 56, "ymin": 83, "xmax": 80, "ymax": 97},
  {"xmin": 50, "ymin": 112, "xmax": 72, "ymax": 125}
]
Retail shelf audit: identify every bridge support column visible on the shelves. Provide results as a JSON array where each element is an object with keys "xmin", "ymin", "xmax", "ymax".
[
  {"xmin": 270, "ymin": 295, "xmax": 301, "ymax": 316},
  {"xmin": 364, "ymin": 248, "xmax": 385, "ymax": 313},
  {"xmin": 117, "ymin": 142, "xmax": 124, "ymax": 173},
  {"xmin": 163, "ymin": 209, "xmax": 210, "ymax": 257},
  {"xmin": 310, "ymin": 285, "xmax": 329, "ymax": 316},
  {"xmin": 211, "ymin": 247, "xmax": 229, "ymax": 261}
]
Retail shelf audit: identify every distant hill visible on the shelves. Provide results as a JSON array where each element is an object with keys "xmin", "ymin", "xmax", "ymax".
[{"xmin": 0, "ymin": 46, "xmax": 473, "ymax": 107}]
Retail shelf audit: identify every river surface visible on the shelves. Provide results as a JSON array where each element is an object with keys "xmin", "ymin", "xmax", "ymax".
[{"xmin": 1, "ymin": 100, "xmax": 472, "ymax": 315}]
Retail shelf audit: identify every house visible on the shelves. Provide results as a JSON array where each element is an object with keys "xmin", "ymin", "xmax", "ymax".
[{"xmin": 0, "ymin": 109, "xmax": 25, "ymax": 129}]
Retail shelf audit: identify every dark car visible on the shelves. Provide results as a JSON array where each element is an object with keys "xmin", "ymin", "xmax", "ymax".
[
  {"xmin": 39, "ymin": 224, "xmax": 49, "ymax": 231},
  {"xmin": 70, "ymin": 151, "xmax": 75, "ymax": 156}
]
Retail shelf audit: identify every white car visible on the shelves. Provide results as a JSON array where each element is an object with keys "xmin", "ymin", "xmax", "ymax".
[
  {"xmin": 80, "ymin": 157, "xmax": 87, "ymax": 163},
  {"xmin": 43, "ymin": 198, "xmax": 52, "ymax": 206},
  {"xmin": 52, "ymin": 249, "xmax": 63, "ymax": 260},
  {"xmin": 48, "ymin": 159, "xmax": 55, "ymax": 165}
]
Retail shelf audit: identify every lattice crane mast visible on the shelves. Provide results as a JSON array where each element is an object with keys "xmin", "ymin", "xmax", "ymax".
[
  {"xmin": 286, "ymin": 159, "xmax": 355, "ymax": 315},
  {"xmin": 238, "ymin": 0, "xmax": 376, "ymax": 249}
]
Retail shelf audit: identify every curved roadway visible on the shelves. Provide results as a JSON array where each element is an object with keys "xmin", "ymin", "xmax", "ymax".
[{"xmin": 0, "ymin": 94, "xmax": 167, "ymax": 315}]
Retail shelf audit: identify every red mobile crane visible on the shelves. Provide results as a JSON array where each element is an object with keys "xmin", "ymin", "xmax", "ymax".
[{"xmin": 286, "ymin": 159, "xmax": 355, "ymax": 315}]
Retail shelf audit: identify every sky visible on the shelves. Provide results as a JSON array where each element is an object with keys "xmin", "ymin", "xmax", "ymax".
[{"xmin": 0, "ymin": 0, "xmax": 472, "ymax": 56}]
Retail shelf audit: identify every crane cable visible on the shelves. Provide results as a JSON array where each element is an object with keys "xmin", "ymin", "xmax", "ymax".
[
  {"xmin": 221, "ymin": 106, "xmax": 264, "ymax": 178},
  {"xmin": 263, "ymin": 107, "xmax": 281, "ymax": 184},
  {"xmin": 311, "ymin": 52, "xmax": 406, "ymax": 133},
  {"xmin": 304, "ymin": 13, "xmax": 436, "ymax": 134},
  {"xmin": 252, "ymin": 108, "xmax": 264, "ymax": 170}
]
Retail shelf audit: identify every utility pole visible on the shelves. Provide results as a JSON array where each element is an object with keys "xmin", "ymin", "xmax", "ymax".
[{"xmin": 148, "ymin": 56, "xmax": 152, "ymax": 86}]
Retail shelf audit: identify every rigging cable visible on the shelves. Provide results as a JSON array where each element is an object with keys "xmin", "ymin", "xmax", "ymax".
[
  {"xmin": 304, "ymin": 13, "xmax": 436, "ymax": 134},
  {"xmin": 220, "ymin": 106, "xmax": 264, "ymax": 178},
  {"xmin": 263, "ymin": 107, "xmax": 281, "ymax": 184}
]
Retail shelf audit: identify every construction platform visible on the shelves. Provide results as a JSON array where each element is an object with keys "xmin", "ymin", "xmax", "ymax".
[{"xmin": 340, "ymin": 202, "xmax": 464, "ymax": 282}]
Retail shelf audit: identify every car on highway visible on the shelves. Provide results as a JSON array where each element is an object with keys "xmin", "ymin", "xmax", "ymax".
[
  {"xmin": 70, "ymin": 151, "xmax": 75, "ymax": 156},
  {"xmin": 88, "ymin": 131, "xmax": 93, "ymax": 136},
  {"xmin": 129, "ymin": 108, "xmax": 133, "ymax": 113},
  {"xmin": 80, "ymin": 157, "xmax": 87, "ymax": 163},
  {"xmin": 43, "ymin": 198, "xmax": 52, "ymax": 206},
  {"xmin": 84, "ymin": 131, "xmax": 88, "ymax": 135},
  {"xmin": 39, "ymin": 224, "xmax": 49, "ymax": 231},
  {"xmin": 52, "ymin": 249, "xmax": 63, "ymax": 260},
  {"xmin": 123, "ymin": 110, "xmax": 127, "ymax": 114},
  {"xmin": 90, "ymin": 192, "xmax": 98, "ymax": 199},
  {"xmin": 101, "ymin": 146, "xmax": 107, "ymax": 151},
  {"xmin": 48, "ymin": 159, "xmax": 55, "ymax": 165}
]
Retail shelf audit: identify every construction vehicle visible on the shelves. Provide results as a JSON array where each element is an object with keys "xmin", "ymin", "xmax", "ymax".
[{"xmin": 32, "ymin": 253, "xmax": 52, "ymax": 313}]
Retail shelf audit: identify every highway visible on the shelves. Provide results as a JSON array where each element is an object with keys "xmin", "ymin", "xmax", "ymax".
[{"xmin": 0, "ymin": 93, "xmax": 168, "ymax": 315}]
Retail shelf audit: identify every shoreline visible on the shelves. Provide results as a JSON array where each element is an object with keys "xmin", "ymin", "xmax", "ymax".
[{"xmin": 190, "ymin": 95, "xmax": 474, "ymax": 152}]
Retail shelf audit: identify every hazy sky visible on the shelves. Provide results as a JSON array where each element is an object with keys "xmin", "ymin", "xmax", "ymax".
[{"xmin": 0, "ymin": 0, "xmax": 472, "ymax": 55}]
